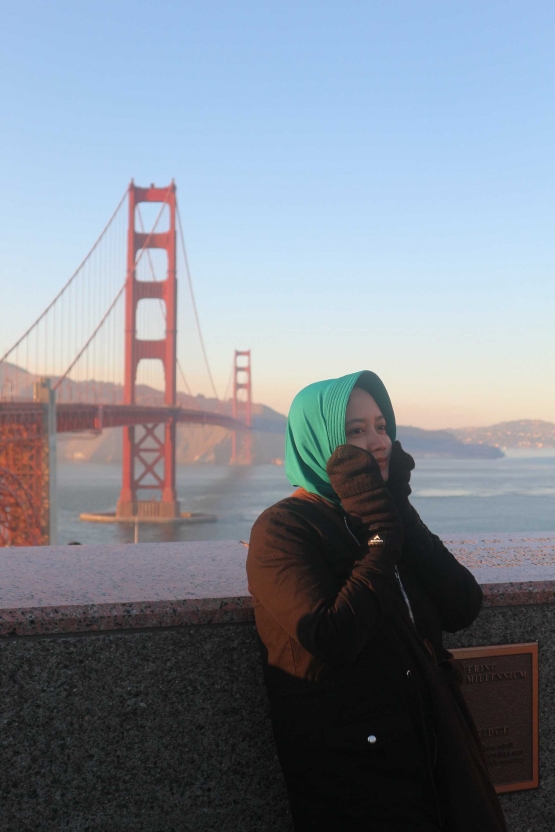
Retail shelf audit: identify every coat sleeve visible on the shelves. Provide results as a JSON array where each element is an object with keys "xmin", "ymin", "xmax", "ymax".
[
  {"xmin": 247, "ymin": 506, "xmax": 397, "ymax": 664},
  {"xmin": 400, "ymin": 503, "xmax": 483, "ymax": 632}
]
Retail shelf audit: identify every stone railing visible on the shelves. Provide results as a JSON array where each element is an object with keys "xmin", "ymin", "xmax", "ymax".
[{"xmin": 1, "ymin": 534, "xmax": 555, "ymax": 831}]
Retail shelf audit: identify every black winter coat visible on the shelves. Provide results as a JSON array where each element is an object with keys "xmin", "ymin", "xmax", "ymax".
[{"xmin": 247, "ymin": 489, "xmax": 506, "ymax": 832}]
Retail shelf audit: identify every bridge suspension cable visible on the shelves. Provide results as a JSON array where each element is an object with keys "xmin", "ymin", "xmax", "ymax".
[
  {"xmin": 53, "ymin": 191, "xmax": 172, "ymax": 393},
  {"xmin": 0, "ymin": 185, "xmax": 129, "ymax": 370},
  {"xmin": 177, "ymin": 204, "xmax": 220, "ymax": 401},
  {"xmin": 0, "ymin": 181, "xmax": 224, "ymax": 410},
  {"xmin": 0, "ymin": 187, "xmax": 129, "ymax": 402}
]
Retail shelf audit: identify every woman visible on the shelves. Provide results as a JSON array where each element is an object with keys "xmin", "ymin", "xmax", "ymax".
[{"xmin": 247, "ymin": 370, "xmax": 506, "ymax": 832}]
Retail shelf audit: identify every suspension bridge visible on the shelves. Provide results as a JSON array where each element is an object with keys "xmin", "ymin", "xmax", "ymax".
[{"xmin": 0, "ymin": 181, "xmax": 253, "ymax": 547}]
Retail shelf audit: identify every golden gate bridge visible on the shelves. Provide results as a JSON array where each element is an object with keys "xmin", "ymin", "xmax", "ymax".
[{"xmin": 0, "ymin": 182, "xmax": 253, "ymax": 547}]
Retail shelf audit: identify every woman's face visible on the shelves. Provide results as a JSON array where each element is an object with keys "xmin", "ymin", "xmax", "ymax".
[{"xmin": 345, "ymin": 388, "xmax": 392, "ymax": 482}]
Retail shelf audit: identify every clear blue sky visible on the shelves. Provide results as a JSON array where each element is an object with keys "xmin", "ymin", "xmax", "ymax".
[{"xmin": 2, "ymin": 1, "xmax": 554, "ymax": 427}]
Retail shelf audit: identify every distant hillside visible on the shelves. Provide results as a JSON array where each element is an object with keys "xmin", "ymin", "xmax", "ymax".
[
  {"xmin": 452, "ymin": 420, "xmax": 555, "ymax": 449},
  {"xmin": 397, "ymin": 426, "xmax": 504, "ymax": 459}
]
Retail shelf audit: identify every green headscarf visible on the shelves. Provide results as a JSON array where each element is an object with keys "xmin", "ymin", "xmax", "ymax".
[{"xmin": 285, "ymin": 370, "xmax": 396, "ymax": 505}]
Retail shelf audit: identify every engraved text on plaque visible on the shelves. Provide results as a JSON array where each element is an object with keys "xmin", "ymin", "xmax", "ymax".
[{"xmin": 451, "ymin": 643, "xmax": 538, "ymax": 793}]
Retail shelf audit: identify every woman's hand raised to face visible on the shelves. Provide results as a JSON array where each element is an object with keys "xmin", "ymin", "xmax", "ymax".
[
  {"xmin": 326, "ymin": 444, "xmax": 403, "ymax": 553},
  {"xmin": 386, "ymin": 441, "xmax": 416, "ymax": 502},
  {"xmin": 327, "ymin": 443, "xmax": 384, "ymax": 498}
]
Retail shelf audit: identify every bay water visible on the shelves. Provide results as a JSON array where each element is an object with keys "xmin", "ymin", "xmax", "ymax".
[{"xmin": 58, "ymin": 450, "xmax": 555, "ymax": 546}]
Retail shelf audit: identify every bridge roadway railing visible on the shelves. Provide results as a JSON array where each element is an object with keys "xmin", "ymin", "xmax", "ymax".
[{"xmin": 1, "ymin": 534, "xmax": 555, "ymax": 831}]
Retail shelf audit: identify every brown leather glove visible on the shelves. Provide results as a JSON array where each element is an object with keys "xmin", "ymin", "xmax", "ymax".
[{"xmin": 326, "ymin": 444, "xmax": 403, "ymax": 554}]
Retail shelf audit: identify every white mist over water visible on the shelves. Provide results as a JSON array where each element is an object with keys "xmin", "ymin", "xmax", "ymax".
[{"xmin": 56, "ymin": 451, "xmax": 555, "ymax": 546}]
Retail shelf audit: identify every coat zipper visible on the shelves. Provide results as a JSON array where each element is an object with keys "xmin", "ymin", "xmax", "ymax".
[
  {"xmin": 343, "ymin": 518, "xmax": 416, "ymax": 626},
  {"xmin": 395, "ymin": 565, "xmax": 416, "ymax": 627},
  {"xmin": 343, "ymin": 516, "xmax": 360, "ymax": 545}
]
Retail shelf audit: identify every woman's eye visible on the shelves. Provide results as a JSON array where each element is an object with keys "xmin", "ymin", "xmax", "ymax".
[{"xmin": 348, "ymin": 427, "xmax": 363, "ymax": 437}]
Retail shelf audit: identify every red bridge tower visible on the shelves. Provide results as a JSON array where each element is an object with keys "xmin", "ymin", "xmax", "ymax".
[
  {"xmin": 116, "ymin": 182, "xmax": 180, "ymax": 519},
  {"xmin": 231, "ymin": 349, "xmax": 252, "ymax": 465}
]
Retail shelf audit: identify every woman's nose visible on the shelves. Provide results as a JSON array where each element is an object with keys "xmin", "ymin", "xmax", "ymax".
[{"xmin": 367, "ymin": 431, "xmax": 386, "ymax": 452}]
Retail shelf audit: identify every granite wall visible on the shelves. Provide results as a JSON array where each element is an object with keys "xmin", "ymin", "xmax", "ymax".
[
  {"xmin": 0, "ymin": 623, "xmax": 290, "ymax": 832},
  {"xmin": 2, "ymin": 536, "xmax": 555, "ymax": 832}
]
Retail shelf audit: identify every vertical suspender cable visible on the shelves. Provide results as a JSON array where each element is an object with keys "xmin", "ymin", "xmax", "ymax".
[{"xmin": 176, "ymin": 203, "xmax": 220, "ymax": 400}]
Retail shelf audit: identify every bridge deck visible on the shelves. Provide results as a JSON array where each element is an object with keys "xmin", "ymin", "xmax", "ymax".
[{"xmin": 0, "ymin": 402, "xmax": 248, "ymax": 433}]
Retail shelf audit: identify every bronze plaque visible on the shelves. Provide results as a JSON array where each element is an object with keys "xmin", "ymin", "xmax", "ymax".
[{"xmin": 451, "ymin": 643, "xmax": 538, "ymax": 793}]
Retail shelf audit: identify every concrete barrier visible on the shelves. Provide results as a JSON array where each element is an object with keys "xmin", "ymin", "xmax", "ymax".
[{"xmin": 1, "ymin": 534, "xmax": 555, "ymax": 831}]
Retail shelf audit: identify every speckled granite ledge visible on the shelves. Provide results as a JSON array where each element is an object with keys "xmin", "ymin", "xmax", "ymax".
[
  {"xmin": 0, "ymin": 541, "xmax": 252, "ymax": 637},
  {"xmin": 1, "ymin": 534, "xmax": 555, "ymax": 637}
]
